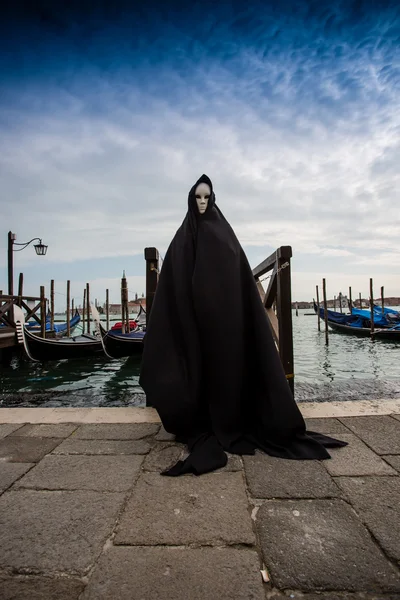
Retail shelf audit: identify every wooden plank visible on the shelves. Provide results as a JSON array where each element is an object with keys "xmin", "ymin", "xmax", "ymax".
[
  {"xmin": 252, "ymin": 246, "xmax": 292, "ymax": 280},
  {"xmin": 266, "ymin": 307, "xmax": 279, "ymax": 343},
  {"xmin": 264, "ymin": 267, "xmax": 277, "ymax": 308},
  {"xmin": 256, "ymin": 280, "xmax": 265, "ymax": 302},
  {"xmin": 21, "ymin": 301, "xmax": 41, "ymax": 324}
]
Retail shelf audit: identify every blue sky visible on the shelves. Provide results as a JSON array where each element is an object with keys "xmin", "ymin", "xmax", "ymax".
[{"xmin": 0, "ymin": 0, "xmax": 399, "ymax": 309}]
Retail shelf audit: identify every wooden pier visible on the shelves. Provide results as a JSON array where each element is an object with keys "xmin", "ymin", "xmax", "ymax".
[{"xmin": 0, "ymin": 294, "xmax": 45, "ymax": 351}]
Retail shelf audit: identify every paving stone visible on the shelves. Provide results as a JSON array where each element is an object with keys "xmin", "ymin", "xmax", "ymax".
[
  {"xmin": 144, "ymin": 443, "xmax": 243, "ymax": 473},
  {"xmin": 339, "ymin": 416, "xmax": 400, "ymax": 454},
  {"xmin": 0, "ymin": 462, "xmax": 34, "ymax": 493},
  {"xmin": 0, "ymin": 575, "xmax": 84, "ymax": 599},
  {"xmin": 53, "ymin": 438, "xmax": 151, "ymax": 455},
  {"xmin": 0, "ymin": 423, "xmax": 25, "ymax": 438},
  {"xmin": 305, "ymin": 418, "xmax": 351, "ymax": 434},
  {"xmin": 13, "ymin": 423, "xmax": 79, "ymax": 438},
  {"xmin": 0, "ymin": 436, "xmax": 63, "ymax": 462},
  {"xmin": 244, "ymin": 452, "xmax": 340, "ymax": 499},
  {"xmin": 72, "ymin": 423, "xmax": 159, "ymax": 440},
  {"xmin": 155, "ymin": 425, "xmax": 176, "ymax": 441},
  {"xmin": 392, "ymin": 414, "xmax": 400, "ymax": 422},
  {"xmin": 14, "ymin": 455, "xmax": 144, "ymax": 492},
  {"xmin": 143, "ymin": 442, "xmax": 185, "ymax": 471},
  {"xmin": 335, "ymin": 476, "xmax": 400, "ymax": 563},
  {"xmin": 322, "ymin": 433, "xmax": 396, "ymax": 476},
  {"xmin": 266, "ymin": 591, "xmax": 400, "ymax": 599},
  {"xmin": 115, "ymin": 471, "xmax": 255, "ymax": 546},
  {"xmin": 256, "ymin": 498, "xmax": 400, "ymax": 592},
  {"xmin": 0, "ymin": 489, "xmax": 125, "ymax": 572},
  {"xmin": 223, "ymin": 453, "xmax": 243, "ymax": 471},
  {"xmin": 384, "ymin": 455, "xmax": 400, "ymax": 473},
  {"xmin": 82, "ymin": 546, "xmax": 264, "ymax": 600}
]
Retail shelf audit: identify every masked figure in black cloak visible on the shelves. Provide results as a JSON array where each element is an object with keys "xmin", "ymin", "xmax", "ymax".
[{"xmin": 140, "ymin": 175, "xmax": 347, "ymax": 476}]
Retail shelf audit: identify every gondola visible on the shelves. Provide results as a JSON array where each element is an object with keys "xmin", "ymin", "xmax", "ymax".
[
  {"xmin": 100, "ymin": 324, "xmax": 145, "ymax": 358},
  {"xmin": 109, "ymin": 304, "xmax": 146, "ymax": 333},
  {"xmin": 27, "ymin": 310, "xmax": 81, "ymax": 337},
  {"xmin": 313, "ymin": 302, "xmax": 400, "ymax": 341},
  {"xmin": 328, "ymin": 320, "xmax": 400, "ymax": 340},
  {"xmin": 14, "ymin": 306, "xmax": 103, "ymax": 362},
  {"xmin": 91, "ymin": 304, "xmax": 145, "ymax": 359}
]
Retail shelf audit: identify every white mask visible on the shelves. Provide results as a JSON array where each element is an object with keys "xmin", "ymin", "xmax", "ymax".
[{"xmin": 195, "ymin": 182, "xmax": 211, "ymax": 214}]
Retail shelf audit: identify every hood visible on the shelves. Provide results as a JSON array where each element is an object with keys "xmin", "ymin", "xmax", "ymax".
[{"xmin": 187, "ymin": 174, "xmax": 215, "ymax": 216}]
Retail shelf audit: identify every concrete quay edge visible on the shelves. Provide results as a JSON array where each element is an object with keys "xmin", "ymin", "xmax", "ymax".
[{"xmin": 0, "ymin": 398, "xmax": 399, "ymax": 423}]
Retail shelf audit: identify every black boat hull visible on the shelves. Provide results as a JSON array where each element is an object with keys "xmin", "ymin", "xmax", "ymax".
[
  {"xmin": 328, "ymin": 321, "xmax": 400, "ymax": 340},
  {"xmin": 100, "ymin": 325, "xmax": 144, "ymax": 358},
  {"xmin": 23, "ymin": 328, "xmax": 103, "ymax": 361}
]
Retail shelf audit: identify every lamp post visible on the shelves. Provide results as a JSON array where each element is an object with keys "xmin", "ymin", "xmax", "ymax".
[{"xmin": 7, "ymin": 231, "xmax": 48, "ymax": 296}]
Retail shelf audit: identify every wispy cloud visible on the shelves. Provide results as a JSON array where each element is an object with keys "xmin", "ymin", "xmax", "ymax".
[{"xmin": 0, "ymin": 1, "xmax": 399, "ymax": 302}]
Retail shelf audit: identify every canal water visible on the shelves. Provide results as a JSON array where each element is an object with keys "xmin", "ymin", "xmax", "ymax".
[{"xmin": 1, "ymin": 309, "xmax": 400, "ymax": 407}]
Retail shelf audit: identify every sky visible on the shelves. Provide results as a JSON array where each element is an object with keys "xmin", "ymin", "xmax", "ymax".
[{"xmin": 0, "ymin": 0, "xmax": 399, "ymax": 310}]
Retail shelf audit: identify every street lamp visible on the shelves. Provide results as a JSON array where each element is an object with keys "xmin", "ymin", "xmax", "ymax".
[{"xmin": 7, "ymin": 231, "xmax": 48, "ymax": 295}]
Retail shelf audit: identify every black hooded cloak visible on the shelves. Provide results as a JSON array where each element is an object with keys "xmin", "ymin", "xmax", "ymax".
[{"xmin": 140, "ymin": 174, "xmax": 347, "ymax": 475}]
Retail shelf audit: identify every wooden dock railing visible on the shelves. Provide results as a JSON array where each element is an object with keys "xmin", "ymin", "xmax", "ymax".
[
  {"xmin": 144, "ymin": 244, "xmax": 294, "ymax": 395},
  {"xmin": 0, "ymin": 292, "xmax": 47, "ymax": 349},
  {"xmin": 252, "ymin": 246, "xmax": 294, "ymax": 394}
]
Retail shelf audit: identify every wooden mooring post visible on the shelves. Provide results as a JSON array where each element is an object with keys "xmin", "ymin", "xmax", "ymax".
[
  {"xmin": 323, "ymin": 278, "xmax": 329, "ymax": 345},
  {"xmin": 86, "ymin": 283, "xmax": 90, "ymax": 334},
  {"xmin": 121, "ymin": 272, "xmax": 126, "ymax": 334},
  {"xmin": 144, "ymin": 248, "xmax": 160, "ymax": 321},
  {"xmin": 40, "ymin": 286, "xmax": 46, "ymax": 338},
  {"xmin": 370, "ymin": 278, "xmax": 374, "ymax": 336},
  {"xmin": 359, "ymin": 292, "xmax": 362, "ymax": 308},
  {"xmin": 316, "ymin": 284, "xmax": 320, "ymax": 331},
  {"xmin": 106, "ymin": 289, "xmax": 110, "ymax": 331},
  {"xmin": 66, "ymin": 280, "xmax": 71, "ymax": 337},
  {"xmin": 381, "ymin": 286, "xmax": 384, "ymax": 313},
  {"xmin": 82, "ymin": 288, "xmax": 86, "ymax": 332},
  {"xmin": 349, "ymin": 286, "xmax": 352, "ymax": 313},
  {"xmin": 50, "ymin": 280, "xmax": 55, "ymax": 332},
  {"xmin": 17, "ymin": 273, "xmax": 24, "ymax": 311}
]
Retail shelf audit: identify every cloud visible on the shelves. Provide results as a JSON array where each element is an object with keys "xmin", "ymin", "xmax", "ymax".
[{"xmin": 0, "ymin": 1, "xmax": 399, "ymax": 302}]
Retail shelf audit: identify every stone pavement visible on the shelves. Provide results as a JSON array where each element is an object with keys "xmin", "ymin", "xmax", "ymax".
[{"xmin": 0, "ymin": 415, "xmax": 400, "ymax": 599}]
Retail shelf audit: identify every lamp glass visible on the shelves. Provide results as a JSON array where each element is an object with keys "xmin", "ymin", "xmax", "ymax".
[{"xmin": 34, "ymin": 243, "xmax": 48, "ymax": 256}]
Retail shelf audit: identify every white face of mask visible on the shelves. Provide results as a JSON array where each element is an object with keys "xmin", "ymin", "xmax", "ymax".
[{"xmin": 195, "ymin": 182, "xmax": 211, "ymax": 214}]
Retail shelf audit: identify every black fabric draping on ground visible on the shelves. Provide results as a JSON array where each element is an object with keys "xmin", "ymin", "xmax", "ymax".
[{"xmin": 139, "ymin": 174, "xmax": 347, "ymax": 476}]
